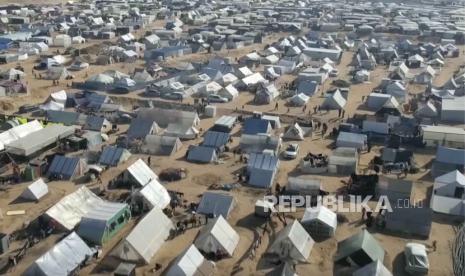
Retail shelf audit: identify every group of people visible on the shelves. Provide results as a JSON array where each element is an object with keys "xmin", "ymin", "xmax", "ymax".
[{"xmin": 303, "ymin": 152, "xmax": 328, "ymax": 168}]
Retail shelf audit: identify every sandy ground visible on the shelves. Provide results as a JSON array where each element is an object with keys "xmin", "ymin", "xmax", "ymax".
[{"xmin": 0, "ymin": 22, "xmax": 464, "ymax": 276}]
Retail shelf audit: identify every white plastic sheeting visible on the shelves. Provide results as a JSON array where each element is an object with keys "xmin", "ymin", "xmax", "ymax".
[
  {"xmin": 195, "ymin": 215, "xmax": 239, "ymax": 257},
  {"xmin": 139, "ymin": 178, "xmax": 171, "ymax": 209},
  {"xmin": 268, "ymin": 220, "xmax": 314, "ymax": 262},
  {"xmin": 113, "ymin": 207, "xmax": 173, "ymax": 264},
  {"xmin": 126, "ymin": 158, "xmax": 158, "ymax": 187},
  {"xmin": 0, "ymin": 120, "xmax": 43, "ymax": 151},
  {"xmin": 20, "ymin": 178, "xmax": 49, "ymax": 201},
  {"xmin": 25, "ymin": 232, "xmax": 93, "ymax": 276}
]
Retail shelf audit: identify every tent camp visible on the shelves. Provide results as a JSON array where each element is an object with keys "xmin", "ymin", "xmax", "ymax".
[
  {"xmin": 194, "ymin": 215, "xmax": 240, "ymax": 257},
  {"xmin": 140, "ymin": 135, "xmax": 182, "ymax": 156},
  {"xmin": 321, "ymin": 90, "xmax": 346, "ymax": 110},
  {"xmin": 77, "ymin": 201, "xmax": 130, "ymax": 245},
  {"xmin": 138, "ymin": 179, "xmax": 171, "ymax": 210},
  {"xmin": 353, "ymin": 260, "xmax": 392, "ymax": 276},
  {"xmin": 47, "ymin": 155, "xmax": 87, "ymax": 181},
  {"xmin": 247, "ymin": 153, "xmax": 280, "ymax": 188},
  {"xmin": 335, "ymin": 230, "xmax": 385, "ymax": 267},
  {"xmin": 20, "ymin": 178, "xmax": 49, "ymax": 201},
  {"xmin": 122, "ymin": 158, "xmax": 158, "ymax": 187},
  {"xmin": 197, "ymin": 192, "xmax": 236, "ymax": 219},
  {"xmin": 301, "ymin": 206, "xmax": 337, "ymax": 239},
  {"xmin": 112, "ymin": 207, "xmax": 173, "ymax": 264},
  {"xmin": 166, "ymin": 245, "xmax": 216, "ymax": 276},
  {"xmin": 336, "ymin": 132, "xmax": 367, "ymax": 150},
  {"xmin": 99, "ymin": 146, "xmax": 131, "ymax": 167},
  {"xmin": 268, "ymin": 220, "xmax": 314, "ymax": 262},
  {"xmin": 24, "ymin": 232, "xmax": 93, "ymax": 276},
  {"xmin": 431, "ymin": 170, "xmax": 465, "ymax": 216},
  {"xmin": 46, "ymin": 186, "xmax": 122, "ymax": 231}
]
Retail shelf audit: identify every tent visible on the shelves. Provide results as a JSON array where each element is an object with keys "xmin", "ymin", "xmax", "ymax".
[
  {"xmin": 127, "ymin": 118, "xmax": 160, "ymax": 141},
  {"xmin": 431, "ymin": 146, "xmax": 465, "ymax": 178},
  {"xmin": 40, "ymin": 100, "xmax": 65, "ymax": 111},
  {"xmin": 44, "ymin": 67, "xmax": 71, "ymax": 80},
  {"xmin": 24, "ymin": 232, "xmax": 93, "ymax": 276},
  {"xmin": 290, "ymin": 93, "xmax": 310, "ymax": 107},
  {"xmin": 243, "ymin": 118, "xmax": 272, "ymax": 135},
  {"xmin": 268, "ymin": 220, "xmax": 314, "ymax": 262},
  {"xmin": 283, "ymin": 123, "xmax": 309, "ymax": 141},
  {"xmin": 47, "ymin": 155, "xmax": 86, "ymax": 180},
  {"xmin": 202, "ymin": 131, "xmax": 230, "ymax": 151},
  {"xmin": 335, "ymin": 230, "xmax": 385, "ymax": 267},
  {"xmin": 166, "ymin": 245, "xmax": 216, "ymax": 276},
  {"xmin": 353, "ymin": 260, "xmax": 392, "ymax": 276},
  {"xmin": 384, "ymin": 207, "xmax": 432, "ymax": 238},
  {"xmin": 255, "ymin": 199, "xmax": 276, "ymax": 217},
  {"xmin": 247, "ymin": 153, "xmax": 280, "ymax": 188},
  {"xmin": 321, "ymin": 90, "xmax": 346, "ymax": 110},
  {"xmin": 1, "ymin": 68, "xmax": 25, "ymax": 80},
  {"xmin": 138, "ymin": 179, "xmax": 171, "ymax": 210},
  {"xmin": 194, "ymin": 215, "xmax": 240, "ymax": 257},
  {"xmin": 140, "ymin": 135, "xmax": 182, "ymax": 156},
  {"xmin": 113, "ymin": 207, "xmax": 173, "ymax": 264},
  {"xmin": 441, "ymin": 96, "xmax": 465, "ymax": 123},
  {"xmin": 414, "ymin": 101, "xmax": 438, "ymax": 118},
  {"xmin": 20, "ymin": 178, "xmax": 49, "ymax": 201},
  {"xmin": 421, "ymin": 125, "xmax": 465, "ymax": 148},
  {"xmin": 0, "ymin": 120, "xmax": 43, "ymax": 151},
  {"xmin": 212, "ymin": 116, "xmax": 236, "ymax": 133},
  {"xmin": 431, "ymin": 170, "xmax": 465, "ymax": 216},
  {"xmin": 164, "ymin": 123, "xmax": 199, "ymax": 140},
  {"xmin": 301, "ymin": 206, "xmax": 337, "ymax": 239},
  {"xmin": 187, "ymin": 146, "xmax": 218, "ymax": 163},
  {"xmin": 197, "ymin": 192, "xmax": 235, "ymax": 219},
  {"xmin": 123, "ymin": 158, "xmax": 158, "ymax": 187},
  {"xmin": 86, "ymin": 73, "xmax": 114, "ymax": 85},
  {"xmin": 376, "ymin": 177, "xmax": 413, "ymax": 203},
  {"xmin": 99, "ymin": 146, "xmax": 131, "ymax": 167},
  {"xmin": 336, "ymin": 132, "xmax": 367, "ymax": 150},
  {"xmin": 50, "ymin": 90, "xmax": 67, "ymax": 105},
  {"xmin": 77, "ymin": 202, "xmax": 130, "ymax": 245}
]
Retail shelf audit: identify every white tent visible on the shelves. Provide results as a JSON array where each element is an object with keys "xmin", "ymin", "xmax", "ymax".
[
  {"xmin": 113, "ymin": 207, "xmax": 173, "ymax": 264},
  {"xmin": 195, "ymin": 215, "xmax": 240, "ymax": 257},
  {"xmin": 301, "ymin": 206, "xmax": 337, "ymax": 238},
  {"xmin": 321, "ymin": 90, "xmax": 346, "ymax": 110},
  {"xmin": 218, "ymin": 84, "xmax": 239, "ymax": 101},
  {"xmin": 268, "ymin": 220, "xmax": 314, "ymax": 262},
  {"xmin": 50, "ymin": 90, "xmax": 67, "ymax": 105},
  {"xmin": 290, "ymin": 93, "xmax": 310, "ymax": 106},
  {"xmin": 0, "ymin": 120, "xmax": 43, "ymax": 151},
  {"xmin": 283, "ymin": 123, "xmax": 307, "ymax": 141},
  {"xmin": 138, "ymin": 178, "xmax": 171, "ymax": 210},
  {"xmin": 166, "ymin": 245, "xmax": 216, "ymax": 276},
  {"xmin": 1, "ymin": 68, "xmax": 25, "ymax": 80},
  {"xmin": 125, "ymin": 158, "xmax": 158, "ymax": 187},
  {"xmin": 20, "ymin": 178, "xmax": 49, "ymax": 201},
  {"xmin": 86, "ymin": 73, "xmax": 114, "ymax": 85},
  {"xmin": 40, "ymin": 100, "xmax": 65, "ymax": 111},
  {"xmin": 24, "ymin": 232, "xmax": 93, "ymax": 276}
]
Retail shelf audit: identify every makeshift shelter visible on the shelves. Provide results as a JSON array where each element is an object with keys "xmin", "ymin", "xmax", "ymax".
[
  {"xmin": 247, "ymin": 153, "xmax": 280, "ymax": 188},
  {"xmin": 254, "ymin": 83, "xmax": 279, "ymax": 104},
  {"xmin": 301, "ymin": 206, "xmax": 337, "ymax": 239},
  {"xmin": 166, "ymin": 245, "xmax": 216, "ymax": 276},
  {"xmin": 282, "ymin": 123, "xmax": 309, "ymax": 141},
  {"xmin": 187, "ymin": 146, "xmax": 218, "ymax": 163},
  {"xmin": 321, "ymin": 90, "xmax": 346, "ymax": 110},
  {"xmin": 20, "ymin": 178, "xmax": 49, "ymax": 201},
  {"xmin": 140, "ymin": 135, "xmax": 182, "ymax": 156},
  {"xmin": 415, "ymin": 102, "xmax": 438, "ymax": 119},
  {"xmin": 83, "ymin": 116, "xmax": 111, "ymax": 133},
  {"xmin": 99, "ymin": 146, "xmax": 131, "ymax": 167},
  {"xmin": 1, "ymin": 68, "xmax": 25, "ymax": 80},
  {"xmin": 44, "ymin": 67, "xmax": 71, "ymax": 80},
  {"xmin": 335, "ymin": 230, "xmax": 385, "ymax": 267},
  {"xmin": 353, "ymin": 260, "xmax": 392, "ymax": 276},
  {"xmin": 137, "ymin": 108, "xmax": 200, "ymax": 128},
  {"xmin": 194, "ymin": 215, "xmax": 240, "ymax": 257},
  {"xmin": 47, "ymin": 155, "xmax": 86, "ymax": 181},
  {"xmin": 112, "ymin": 207, "xmax": 173, "ymax": 264},
  {"xmin": 328, "ymin": 147, "xmax": 358, "ymax": 174},
  {"xmin": 296, "ymin": 80, "xmax": 318, "ymax": 96},
  {"xmin": 197, "ymin": 192, "xmax": 235, "ymax": 219},
  {"xmin": 431, "ymin": 146, "xmax": 465, "ymax": 178},
  {"xmin": 290, "ymin": 93, "xmax": 310, "ymax": 107},
  {"xmin": 243, "ymin": 118, "xmax": 272, "ymax": 135},
  {"xmin": 122, "ymin": 158, "xmax": 158, "ymax": 187},
  {"xmin": 254, "ymin": 199, "xmax": 276, "ymax": 218},
  {"xmin": 421, "ymin": 125, "xmax": 465, "ymax": 148},
  {"xmin": 384, "ymin": 207, "xmax": 432, "ymax": 238},
  {"xmin": 127, "ymin": 118, "xmax": 160, "ymax": 141},
  {"xmin": 202, "ymin": 131, "xmax": 230, "ymax": 151},
  {"xmin": 6, "ymin": 125, "xmax": 75, "ymax": 157},
  {"xmin": 24, "ymin": 232, "xmax": 93, "ymax": 276},
  {"xmin": 0, "ymin": 120, "xmax": 43, "ymax": 151},
  {"xmin": 268, "ymin": 220, "xmax": 314, "ymax": 262},
  {"xmin": 441, "ymin": 97, "xmax": 465, "ymax": 123},
  {"xmin": 240, "ymin": 134, "xmax": 281, "ymax": 155},
  {"xmin": 164, "ymin": 123, "xmax": 199, "ymax": 140},
  {"xmin": 285, "ymin": 177, "xmax": 322, "ymax": 196},
  {"xmin": 431, "ymin": 170, "xmax": 465, "ymax": 216},
  {"xmin": 211, "ymin": 116, "xmax": 236, "ymax": 133},
  {"xmin": 77, "ymin": 201, "xmax": 130, "ymax": 245},
  {"xmin": 336, "ymin": 132, "xmax": 367, "ymax": 151},
  {"xmin": 376, "ymin": 177, "xmax": 413, "ymax": 202},
  {"xmin": 138, "ymin": 179, "xmax": 171, "ymax": 210}
]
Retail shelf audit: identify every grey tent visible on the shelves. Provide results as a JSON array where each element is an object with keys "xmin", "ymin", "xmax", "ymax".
[
  {"xmin": 197, "ymin": 192, "xmax": 236, "ymax": 219},
  {"xmin": 432, "ymin": 146, "xmax": 465, "ymax": 178},
  {"xmin": 282, "ymin": 123, "xmax": 311, "ymax": 141},
  {"xmin": 247, "ymin": 153, "xmax": 280, "ymax": 188},
  {"xmin": 376, "ymin": 177, "xmax": 413, "ymax": 203},
  {"xmin": 202, "ymin": 131, "xmax": 230, "ymax": 151},
  {"xmin": 328, "ymin": 147, "xmax": 358, "ymax": 174},
  {"xmin": 301, "ymin": 206, "xmax": 337, "ymax": 239},
  {"xmin": 240, "ymin": 134, "xmax": 281, "ymax": 154},
  {"xmin": 24, "ymin": 232, "xmax": 93, "ymax": 276},
  {"xmin": 384, "ymin": 207, "xmax": 432, "ymax": 238},
  {"xmin": 187, "ymin": 146, "xmax": 218, "ymax": 163},
  {"xmin": 127, "ymin": 118, "xmax": 160, "ymax": 141},
  {"xmin": 336, "ymin": 132, "xmax": 367, "ymax": 150},
  {"xmin": 140, "ymin": 135, "xmax": 182, "ymax": 156},
  {"xmin": 166, "ymin": 245, "xmax": 215, "ymax": 276},
  {"xmin": 99, "ymin": 146, "xmax": 131, "ymax": 167},
  {"xmin": 335, "ymin": 230, "xmax": 385, "ymax": 267},
  {"xmin": 268, "ymin": 220, "xmax": 314, "ymax": 262},
  {"xmin": 321, "ymin": 90, "xmax": 346, "ymax": 110}
]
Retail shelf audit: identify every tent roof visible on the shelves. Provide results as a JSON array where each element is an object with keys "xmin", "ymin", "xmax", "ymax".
[
  {"xmin": 335, "ymin": 230, "xmax": 385, "ymax": 265},
  {"xmin": 47, "ymin": 155, "xmax": 82, "ymax": 180},
  {"xmin": 301, "ymin": 206, "xmax": 337, "ymax": 229},
  {"xmin": 25, "ymin": 232, "xmax": 93, "ymax": 276},
  {"xmin": 166, "ymin": 245, "xmax": 215, "ymax": 276},
  {"xmin": 202, "ymin": 131, "xmax": 230, "ymax": 149},
  {"xmin": 20, "ymin": 178, "xmax": 48, "ymax": 201},
  {"xmin": 353, "ymin": 260, "xmax": 392, "ymax": 276},
  {"xmin": 436, "ymin": 146, "xmax": 465, "ymax": 165},
  {"xmin": 435, "ymin": 170, "xmax": 465, "ymax": 187},
  {"xmin": 187, "ymin": 145, "xmax": 217, "ymax": 163},
  {"xmin": 269, "ymin": 220, "xmax": 315, "ymax": 262},
  {"xmin": 99, "ymin": 146, "xmax": 131, "ymax": 166},
  {"xmin": 197, "ymin": 192, "xmax": 235, "ymax": 219},
  {"xmin": 139, "ymin": 178, "xmax": 171, "ymax": 209},
  {"xmin": 195, "ymin": 215, "xmax": 239, "ymax": 257},
  {"xmin": 248, "ymin": 153, "xmax": 279, "ymax": 171},
  {"xmin": 322, "ymin": 90, "xmax": 346, "ymax": 110},
  {"xmin": 126, "ymin": 158, "xmax": 158, "ymax": 187}
]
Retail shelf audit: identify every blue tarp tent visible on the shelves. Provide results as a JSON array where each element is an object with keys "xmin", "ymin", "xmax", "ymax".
[{"xmin": 247, "ymin": 153, "xmax": 279, "ymax": 188}]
